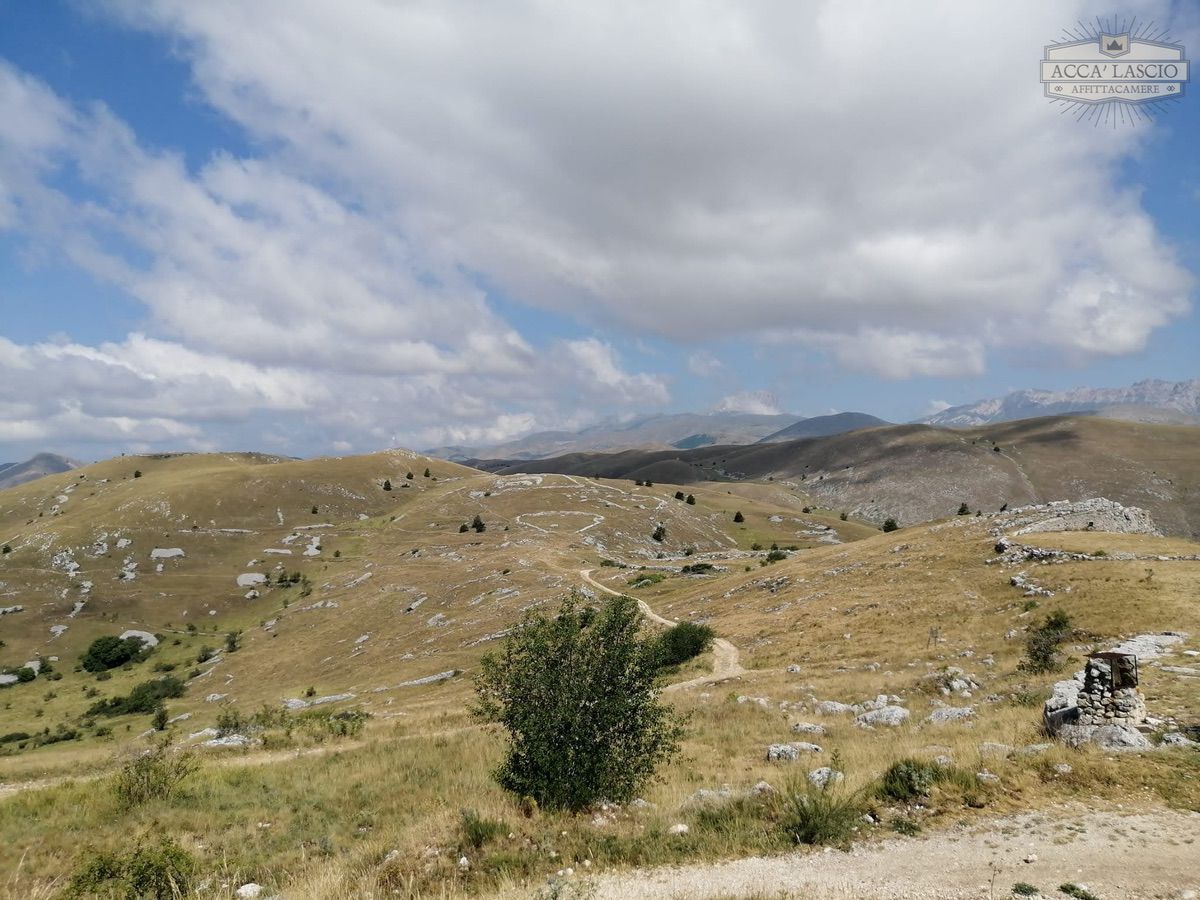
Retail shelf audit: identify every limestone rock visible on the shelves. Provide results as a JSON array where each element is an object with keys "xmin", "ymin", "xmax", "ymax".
[{"xmin": 854, "ymin": 706, "xmax": 909, "ymax": 728}]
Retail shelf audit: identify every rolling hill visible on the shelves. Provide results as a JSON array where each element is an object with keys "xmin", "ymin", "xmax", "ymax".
[
  {"xmin": 0, "ymin": 441, "xmax": 1197, "ymax": 898},
  {"xmin": 755, "ymin": 411, "xmax": 888, "ymax": 443},
  {"xmin": 475, "ymin": 416, "xmax": 1200, "ymax": 537}
]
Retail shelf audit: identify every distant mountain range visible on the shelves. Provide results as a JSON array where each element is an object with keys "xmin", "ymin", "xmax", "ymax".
[
  {"xmin": 0, "ymin": 453, "xmax": 81, "ymax": 489},
  {"xmin": 919, "ymin": 379, "xmax": 1200, "ymax": 427}
]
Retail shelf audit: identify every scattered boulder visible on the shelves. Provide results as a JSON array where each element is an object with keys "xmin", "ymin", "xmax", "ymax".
[
  {"xmin": 749, "ymin": 780, "xmax": 776, "ymax": 797},
  {"xmin": 814, "ymin": 700, "xmax": 854, "ymax": 715},
  {"xmin": 1160, "ymin": 731, "xmax": 1199, "ymax": 748},
  {"xmin": 791, "ymin": 722, "xmax": 826, "ymax": 736},
  {"xmin": 119, "ymin": 629, "xmax": 159, "ymax": 648},
  {"xmin": 926, "ymin": 706, "xmax": 974, "ymax": 724},
  {"xmin": 1059, "ymin": 724, "xmax": 1152, "ymax": 752},
  {"xmin": 978, "ymin": 742, "xmax": 1012, "ymax": 756},
  {"xmin": 854, "ymin": 706, "xmax": 909, "ymax": 728},
  {"xmin": 668, "ymin": 823, "xmax": 689, "ymax": 836},
  {"xmin": 235, "ymin": 885, "xmax": 263, "ymax": 899},
  {"xmin": 767, "ymin": 742, "xmax": 821, "ymax": 761},
  {"xmin": 807, "ymin": 767, "xmax": 844, "ymax": 789},
  {"xmin": 976, "ymin": 771, "xmax": 1000, "ymax": 785}
]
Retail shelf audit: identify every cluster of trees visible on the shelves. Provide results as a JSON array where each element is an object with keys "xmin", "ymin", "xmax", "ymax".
[
  {"xmin": 81, "ymin": 636, "xmax": 153, "ymax": 674},
  {"xmin": 86, "ymin": 676, "xmax": 185, "ymax": 717},
  {"xmin": 459, "ymin": 515, "xmax": 486, "ymax": 534}
]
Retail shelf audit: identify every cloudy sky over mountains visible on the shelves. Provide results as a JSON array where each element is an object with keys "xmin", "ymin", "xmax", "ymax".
[{"xmin": 1, "ymin": 1, "xmax": 1198, "ymax": 459}]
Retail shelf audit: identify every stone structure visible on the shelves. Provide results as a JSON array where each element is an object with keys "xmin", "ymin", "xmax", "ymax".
[
  {"xmin": 1074, "ymin": 653, "xmax": 1146, "ymax": 728},
  {"xmin": 1044, "ymin": 651, "xmax": 1146, "ymax": 736}
]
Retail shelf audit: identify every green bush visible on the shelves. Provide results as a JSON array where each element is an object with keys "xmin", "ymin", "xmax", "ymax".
[
  {"xmin": 627, "ymin": 572, "xmax": 665, "ymax": 588},
  {"xmin": 474, "ymin": 594, "xmax": 684, "ymax": 811},
  {"xmin": 778, "ymin": 782, "xmax": 864, "ymax": 846},
  {"xmin": 733, "ymin": 511, "xmax": 744, "ymax": 523},
  {"xmin": 87, "ymin": 677, "xmax": 185, "ymax": 717},
  {"xmin": 113, "ymin": 744, "xmax": 198, "ymax": 808},
  {"xmin": 685, "ymin": 494, "xmax": 695, "ymax": 505},
  {"xmin": 1060, "ymin": 884, "xmax": 1099, "ymax": 900},
  {"xmin": 651, "ymin": 524, "xmax": 666, "ymax": 542},
  {"xmin": 762, "ymin": 549, "xmax": 787, "ymax": 564},
  {"xmin": 654, "ymin": 621, "xmax": 715, "ymax": 669},
  {"xmin": 882, "ymin": 517, "xmax": 898, "ymax": 532},
  {"xmin": 81, "ymin": 635, "xmax": 151, "ymax": 673},
  {"xmin": 1012, "ymin": 884, "xmax": 1040, "ymax": 897},
  {"xmin": 69, "ymin": 835, "xmax": 195, "ymax": 899},
  {"xmin": 957, "ymin": 502, "xmax": 970, "ymax": 515},
  {"xmin": 679, "ymin": 562, "xmax": 714, "ymax": 575},
  {"xmin": 1021, "ymin": 609, "xmax": 1073, "ymax": 673},
  {"xmin": 877, "ymin": 758, "xmax": 942, "ymax": 801}
]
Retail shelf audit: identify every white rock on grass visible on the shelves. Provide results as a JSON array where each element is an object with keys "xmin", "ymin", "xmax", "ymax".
[
  {"xmin": 791, "ymin": 722, "xmax": 826, "ymax": 736},
  {"xmin": 235, "ymin": 884, "xmax": 263, "ymax": 899},
  {"xmin": 149, "ymin": 548, "xmax": 185, "ymax": 560},
  {"xmin": 668, "ymin": 823, "xmax": 689, "ymax": 835},
  {"xmin": 926, "ymin": 706, "xmax": 974, "ymax": 724},
  {"xmin": 204, "ymin": 734, "xmax": 255, "ymax": 748},
  {"xmin": 767, "ymin": 743, "xmax": 822, "ymax": 761},
  {"xmin": 854, "ymin": 706, "xmax": 909, "ymax": 728},
  {"xmin": 814, "ymin": 700, "xmax": 854, "ymax": 715},
  {"xmin": 807, "ymin": 767, "xmax": 844, "ymax": 789},
  {"xmin": 120, "ymin": 630, "xmax": 159, "ymax": 648},
  {"xmin": 237, "ymin": 573, "xmax": 267, "ymax": 588}
]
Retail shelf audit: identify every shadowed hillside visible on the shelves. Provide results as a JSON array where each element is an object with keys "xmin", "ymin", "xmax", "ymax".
[{"xmin": 476, "ymin": 416, "xmax": 1200, "ymax": 537}]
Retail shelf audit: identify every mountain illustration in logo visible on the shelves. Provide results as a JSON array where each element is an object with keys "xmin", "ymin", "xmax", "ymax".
[{"xmin": 1107, "ymin": 39, "xmax": 1124, "ymax": 51}]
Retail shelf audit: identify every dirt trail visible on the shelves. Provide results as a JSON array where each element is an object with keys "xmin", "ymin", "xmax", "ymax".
[
  {"xmin": 581, "ymin": 804, "xmax": 1200, "ymax": 900},
  {"xmin": 579, "ymin": 568, "xmax": 745, "ymax": 691}
]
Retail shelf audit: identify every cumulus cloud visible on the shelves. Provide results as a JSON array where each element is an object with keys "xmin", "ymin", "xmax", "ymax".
[
  {"xmin": 713, "ymin": 391, "xmax": 782, "ymax": 416},
  {"xmin": 1, "ymin": 1, "xmax": 1196, "ymax": 455}
]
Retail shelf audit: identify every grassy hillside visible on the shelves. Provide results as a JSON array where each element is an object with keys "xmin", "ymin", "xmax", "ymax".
[
  {"xmin": 478, "ymin": 416, "xmax": 1200, "ymax": 537},
  {"xmin": 0, "ymin": 449, "xmax": 1197, "ymax": 898}
]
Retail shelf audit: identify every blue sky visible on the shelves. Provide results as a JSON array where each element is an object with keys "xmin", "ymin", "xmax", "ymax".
[{"xmin": 0, "ymin": 0, "xmax": 1197, "ymax": 460}]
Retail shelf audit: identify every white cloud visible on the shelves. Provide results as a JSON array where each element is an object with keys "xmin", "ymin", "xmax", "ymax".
[
  {"xmin": 713, "ymin": 391, "xmax": 782, "ymax": 416},
  {"xmin": 1, "ymin": 1, "xmax": 1196, "ymax": 455},
  {"xmin": 687, "ymin": 351, "xmax": 724, "ymax": 378}
]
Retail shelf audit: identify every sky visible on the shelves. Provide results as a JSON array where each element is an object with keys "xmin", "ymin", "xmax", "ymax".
[{"xmin": 0, "ymin": 0, "xmax": 1198, "ymax": 461}]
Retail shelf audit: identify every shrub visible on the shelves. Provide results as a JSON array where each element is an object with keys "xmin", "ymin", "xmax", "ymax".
[
  {"xmin": 778, "ymin": 781, "xmax": 864, "ymax": 846},
  {"xmin": 87, "ymin": 677, "xmax": 185, "ymax": 717},
  {"xmin": 459, "ymin": 808, "xmax": 509, "ymax": 850},
  {"xmin": 627, "ymin": 572, "xmax": 664, "ymax": 588},
  {"xmin": 680, "ymin": 562, "xmax": 713, "ymax": 575},
  {"xmin": 877, "ymin": 758, "xmax": 941, "ymax": 801},
  {"xmin": 957, "ymin": 502, "xmax": 970, "ymax": 515},
  {"xmin": 382, "ymin": 479, "xmax": 392, "ymax": 491},
  {"xmin": 1, "ymin": 544, "xmax": 9, "ymax": 555},
  {"xmin": 1021, "ymin": 609, "xmax": 1073, "ymax": 673},
  {"xmin": 686, "ymin": 494, "xmax": 696, "ymax": 505},
  {"xmin": 733, "ymin": 511, "xmax": 744, "ymax": 523},
  {"xmin": 224, "ymin": 630, "xmax": 241, "ymax": 654},
  {"xmin": 474, "ymin": 594, "xmax": 684, "ymax": 811},
  {"xmin": 882, "ymin": 518, "xmax": 898, "ymax": 532},
  {"xmin": 651, "ymin": 524, "xmax": 666, "ymax": 542},
  {"xmin": 654, "ymin": 621, "xmax": 714, "ymax": 668},
  {"xmin": 215, "ymin": 704, "xmax": 244, "ymax": 736},
  {"xmin": 839, "ymin": 511, "xmax": 848, "ymax": 521},
  {"xmin": 14, "ymin": 666, "xmax": 36, "ymax": 683},
  {"xmin": 762, "ymin": 548, "xmax": 787, "ymax": 564},
  {"xmin": 424, "ymin": 468, "xmax": 431, "ymax": 477},
  {"xmin": 1012, "ymin": 884, "xmax": 1040, "ymax": 897},
  {"xmin": 133, "ymin": 469, "xmax": 142, "ymax": 478},
  {"xmin": 472, "ymin": 514, "xmax": 486, "ymax": 533},
  {"xmin": 1060, "ymin": 885, "xmax": 1099, "ymax": 900},
  {"xmin": 81, "ymin": 635, "xmax": 151, "ymax": 673},
  {"xmin": 674, "ymin": 491, "xmax": 685, "ymax": 501},
  {"xmin": 311, "ymin": 505, "xmax": 318, "ymax": 514},
  {"xmin": 196, "ymin": 646, "xmax": 214, "ymax": 664},
  {"xmin": 69, "ymin": 835, "xmax": 195, "ymax": 899},
  {"xmin": 113, "ymin": 744, "xmax": 198, "ymax": 808},
  {"xmin": 406, "ymin": 471, "xmax": 414, "ymax": 479},
  {"xmin": 152, "ymin": 705, "xmax": 168, "ymax": 731}
]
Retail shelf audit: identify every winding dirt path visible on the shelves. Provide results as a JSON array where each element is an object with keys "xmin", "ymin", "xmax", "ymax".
[{"xmin": 579, "ymin": 568, "xmax": 745, "ymax": 691}]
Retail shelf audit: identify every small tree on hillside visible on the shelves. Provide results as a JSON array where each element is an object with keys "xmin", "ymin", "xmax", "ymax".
[
  {"xmin": 957, "ymin": 502, "xmax": 970, "ymax": 516},
  {"xmin": 674, "ymin": 491, "xmax": 685, "ymax": 501},
  {"xmin": 474, "ymin": 594, "xmax": 684, "ymax": 811},
  {"xmin": 382, "ymin": 479, "xmax": 392, "ymax": 491},
  {"xmin": 459, "ymin": 523, "xmax": 469, "ymax": 533},
  {"xmin": 882, "ymin": 518, "xmax": 898, "ymax": 532},
  {"xmin": 311, "ymin": 505, "xmax": 319, "ymax": 515},
  {"xmin": 651, "ymin": 524, "xmax": 666, "ymax": 542},
  {"xmin": 733, "ymin": 511, "xmax": 745, "ymax": 523},
  {"xmin": 685, "ymin": 494, "xmax": 696, "ymax": 505},
  {"xmin": 133, "ymin": 470, "xmax": 142, "ymax": 478},
  {"xmin": 472, "ymin": 514, "xmax": 486, "ymax": 533},
  {"xmin": 424, "ymin": 468, "xmax": 431, "ymax": 478},
  {"xmin": 406, "ymin": 472, "xmax": 414, "ymax": 480}
]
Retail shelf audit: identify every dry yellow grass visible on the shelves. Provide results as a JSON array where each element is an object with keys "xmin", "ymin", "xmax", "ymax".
[{"xmin": 0, "ymin": 451, "xmax": 1198, "ymax": 897}]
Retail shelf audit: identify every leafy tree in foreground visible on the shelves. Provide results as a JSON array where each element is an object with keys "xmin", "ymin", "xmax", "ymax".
[{"xmin": 474, "ymin": 594, "xmax": 684, "ymax": 811}]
